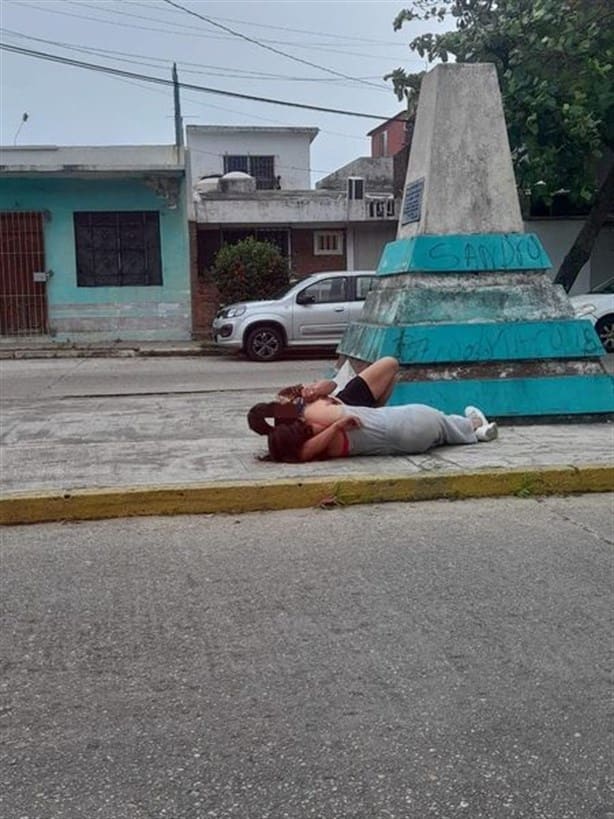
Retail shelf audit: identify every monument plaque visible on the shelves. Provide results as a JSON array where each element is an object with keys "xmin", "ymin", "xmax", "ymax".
[{"xmin": 401, "ymin": 178, "xmax": 424, "ymax": 225}]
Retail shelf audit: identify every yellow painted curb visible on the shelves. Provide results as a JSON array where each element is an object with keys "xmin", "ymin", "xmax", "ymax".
[{"xmin": 1, "ymin": 464, "xmax": 613, "ymax": 525}]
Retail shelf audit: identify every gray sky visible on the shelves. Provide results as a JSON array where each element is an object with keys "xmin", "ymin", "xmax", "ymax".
[{"xmin": 0, "ymin": 0, "xmax": 443, "ymax": 184}]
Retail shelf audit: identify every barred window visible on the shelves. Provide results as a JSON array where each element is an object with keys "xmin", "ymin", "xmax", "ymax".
[
  {"xmin": 314, "ymin": 230, "xmax": 344, "ymax": 256},
  {"xmin": 223, "ymin": 155, "xmax": 276, "ymax": 189},
  {"xmin": 74, "ymin": 211, "xmax": 162, "ymax": 287}
]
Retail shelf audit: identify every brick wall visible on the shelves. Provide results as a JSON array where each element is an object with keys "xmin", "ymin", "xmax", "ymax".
[
  {"xmin": 190, "ymin": 225, "xmax": 349, "ymax": 337},
  {"xmin": 291, "ymin": 229, "xmax": 346, "ymax": 277},
  {"xmin": 370, "ymin": 118, "xmax": 409, "ymax": 158},
  {"xmin": 189, "ymin": 222, "xmax": 220, "ymax": 339}
]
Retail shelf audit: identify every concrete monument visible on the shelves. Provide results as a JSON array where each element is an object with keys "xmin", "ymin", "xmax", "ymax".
[{"xmin": 339, "ymin": 63, "xmax": 613, "ymax": 417}]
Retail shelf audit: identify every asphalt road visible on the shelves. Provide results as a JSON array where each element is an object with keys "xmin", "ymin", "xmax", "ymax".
[
  {"xmin": 0, "ymin": 355, "xmax": 336, "ymax": 400},
  {"xmin": 2, "ymin": 353, "xmax": 612, "ymax": 400},
  {"xmin": 2, "ymin": 495, "xmax": 613, "ymax": 819}
]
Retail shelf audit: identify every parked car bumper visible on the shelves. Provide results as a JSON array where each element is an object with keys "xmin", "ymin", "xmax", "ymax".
[{"xmin": 212, "ymin": 318, "xmax": 243, "ymax": 350}]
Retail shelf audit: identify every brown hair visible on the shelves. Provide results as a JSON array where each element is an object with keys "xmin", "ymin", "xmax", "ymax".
[
  {"xmin": 247, "ymin": 402, "xmax": 312, "ymax": 462},
  {"xmin": 267, "ymin": 420, "xmax": 313, "ymax": 462},
  {"xmin": 247, "ymin": 401, "xmax": 300, "ymax": 434}
]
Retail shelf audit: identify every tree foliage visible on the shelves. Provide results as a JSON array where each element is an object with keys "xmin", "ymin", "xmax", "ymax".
[
  {"xmin": 387, "ymin": 0, "xmax": 614, "ymax": 289},
  {"xmin": 211, "ymin": 237, "xmax": 290, "ymax": 305}
]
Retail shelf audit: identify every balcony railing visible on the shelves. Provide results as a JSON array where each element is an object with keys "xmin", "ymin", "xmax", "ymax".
[{"xmin": 366, "ymin": 198, "xmax": 396, "ymax": 219}]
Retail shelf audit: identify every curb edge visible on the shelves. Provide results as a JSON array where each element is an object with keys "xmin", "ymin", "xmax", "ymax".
[{"xmin": 2, "ymin": 464, "xmax": 613, "ymax": 525}]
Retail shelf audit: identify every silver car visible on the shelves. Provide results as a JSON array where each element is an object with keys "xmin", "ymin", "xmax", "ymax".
[{"xmin": 212, "ymin": 270, "xmax": 376, "ymax": 361}]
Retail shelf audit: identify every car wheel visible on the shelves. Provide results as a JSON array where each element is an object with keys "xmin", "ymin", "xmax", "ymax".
[
  {"xmin": 595, "ymin": 314, "xmax": 614, "ymax": 353},
  {"xmin": 245, "ymin": 325, "xmax": 284, "ymax": 361}
]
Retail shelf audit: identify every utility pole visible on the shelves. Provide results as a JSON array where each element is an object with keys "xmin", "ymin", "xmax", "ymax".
[{"xmin": 172, "ymin": 63, "xmax": 183, "ymax": 150}]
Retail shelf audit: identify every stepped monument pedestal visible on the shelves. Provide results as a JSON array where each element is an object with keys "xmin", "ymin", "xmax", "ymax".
[{"xmin": 338, "ymin": 63, "xmax": 613, "ymax": 418}]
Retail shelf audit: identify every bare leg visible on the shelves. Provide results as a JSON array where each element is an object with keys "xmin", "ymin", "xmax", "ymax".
[{"xmin": 357, "ymin": 357, "xmax": 399, "ymax": 406}]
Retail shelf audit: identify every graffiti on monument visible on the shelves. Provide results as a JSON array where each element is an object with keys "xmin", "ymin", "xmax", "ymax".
[
  {"xmin": 377, "ymin": 232, "xmax": 552, "ymax": 275},
  {"xmin": 426, "ymin": 233, "xmax": 546, "ymax": 270},
  {"xmin": 398, "ymin": 321, "xmax": 602, "ymax": 363}
]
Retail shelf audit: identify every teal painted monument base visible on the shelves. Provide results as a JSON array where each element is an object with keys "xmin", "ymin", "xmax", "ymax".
[
  {"xmin": 388, "ymin": 375, "xmax": 614, "ymax": 418},
  {"xmin": 338, "ymin": 319, "xmax": 603, "ymax": 364},
  {"xmin": 340, "ymin": 230, "xmax": 612, "ymax": 418},
  {"xmin": 377, "ymin": 233, "xmax": 551, "ymax": 275},
  {"xmin": 338, "ymin": 318, "xmax": 614, "ymax": 417}
]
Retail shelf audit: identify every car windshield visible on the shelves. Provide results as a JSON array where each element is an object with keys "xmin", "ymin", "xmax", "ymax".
[
  {"xmin": 269, "ymin": 280, "xmax": 299, "ymax": 300},
  {"xmin": 592, "ymin": 277, "xmax": 614, "ymax": 294}
]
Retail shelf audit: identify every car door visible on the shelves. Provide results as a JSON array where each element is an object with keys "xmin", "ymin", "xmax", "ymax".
[{"xmin": 291, "ymin": 276, "xmax": 350, "ymax": 341}]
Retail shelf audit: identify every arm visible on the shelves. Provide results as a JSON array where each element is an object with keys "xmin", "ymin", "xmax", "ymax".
[
  {"xmin": 301, "ymin": 379, "xmax": 337, "ymax": 402},
  {"xmin": 276, "ymin": 383, "xmax": 303, "ymax": 403},
  {"xmin": 299, "ymin": 415, "xmax": 359, "ymax": 462},
  {"xmin": 276, "ymin": 380, "xmax": 336, "ymax": 404}
]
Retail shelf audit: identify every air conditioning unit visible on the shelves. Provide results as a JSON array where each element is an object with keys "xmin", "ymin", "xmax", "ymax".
[{"xmin": 347, "ymin": 177, "xmax": 365, "ymax": 200}]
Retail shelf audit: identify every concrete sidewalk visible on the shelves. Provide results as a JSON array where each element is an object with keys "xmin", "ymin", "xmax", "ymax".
[
  {"xmin": 2, "ymin": 383, "xmax": 612, "ymax": 525},
  {"xmin": 0, "ymin": 337, "xmax": 217, "ymax": 359}
]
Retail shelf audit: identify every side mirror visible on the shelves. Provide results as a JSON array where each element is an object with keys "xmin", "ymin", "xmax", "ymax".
[{"xmin": 297, "ymin": 292, "xmax": 315, "ymax": 305}]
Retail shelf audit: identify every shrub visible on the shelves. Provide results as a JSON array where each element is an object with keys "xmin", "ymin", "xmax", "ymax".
[{"xmin": 211, "ymin": 237, "xmax": 290, "ymax": 305}]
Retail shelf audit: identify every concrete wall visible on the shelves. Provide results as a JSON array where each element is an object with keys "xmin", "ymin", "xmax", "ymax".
[
  {"xmin": 192, "ymin": 190, "xmax": 402, "ymax": 227},
  {"xmin": 526, "ymin": 218, "xmax": 613, "ymax": 294},
  {"xmin": 0, "ymin": 177, "xmax": 191, "ymax": 342},
  {"xmin": 316, "ymin": 157, "xmax": 393, "ymax": 192},
  {"xmin": 186, "ymin": 127, "xmax": 315, "ymax": 192},
  {"xmin": 193, "ymin": 190, "xmax": 348, "ymax": 224},
  {"xmin": 349, "ymin": 222, "xmax": 397, "ymax": 270},
  {"xmin": 588, "ymin": 221, "xmax": 614, "ymax": 289},
  {"xmin": 0, "ymin": 144, "xmax": 184, "ymax": 171}
]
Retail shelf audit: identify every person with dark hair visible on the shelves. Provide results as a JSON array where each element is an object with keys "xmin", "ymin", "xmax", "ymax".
[
  {"xmin": 275, "ymin": 356, "xmax": 399, "ymax": 412},
  {"xmin": 247, "ymin": 400, "xmax": 497, "ymax": 463}
]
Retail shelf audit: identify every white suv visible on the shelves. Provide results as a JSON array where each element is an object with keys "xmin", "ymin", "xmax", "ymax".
[{"xmin": 212, "ymin": 270, "xmax": 376, "ymax": 361}]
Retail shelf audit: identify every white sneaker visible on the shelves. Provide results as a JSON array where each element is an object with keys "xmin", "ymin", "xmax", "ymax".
[
  {"xmin": 476, "ymin": 422, "xmax": 498, "ymax": 442},
  {"xmin": 464, "ymin": 405, "xmax": 488, "ymax": 426}
]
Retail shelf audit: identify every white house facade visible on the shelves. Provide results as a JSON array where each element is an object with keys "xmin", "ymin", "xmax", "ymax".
[{"xmin": 186, "ymin": 125, "xmax": 400, "ymax": 336}]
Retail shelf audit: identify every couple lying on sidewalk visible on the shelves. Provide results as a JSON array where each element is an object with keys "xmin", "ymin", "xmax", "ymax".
[{"xmin": 247, "ymin": 356, "xmax": 498, "ymax": 463}]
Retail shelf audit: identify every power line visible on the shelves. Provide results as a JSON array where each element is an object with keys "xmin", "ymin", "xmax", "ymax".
[
  {"xmin": 160, "ymin": 0, "xmax": 387, "ymax": 91},
  {"xmin": 0, "ymin": 42, "xmax": 396, "ymax": 121},
  {"xmin": 1, "ymin": 27, "xmax": 389, "ymax": 84},
  {"xmin": 7, "ymin": 1, "xmax": 419, "ymax": 67},
  {"xmin": 180, "ymin": 94, "xmax": 369, "ymax": 144},
  {"xmin": 122, "ymin": 0, "xmax": 409, "ymax": 47},
  {"xmin": 0, "ymin": 28, "xmax": 374, "ymax": 141}
]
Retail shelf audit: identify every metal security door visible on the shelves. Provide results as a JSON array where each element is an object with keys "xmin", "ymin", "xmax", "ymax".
[{"xmin": 0, "ymin": 211, "xmax": 48, "ymax": 335}]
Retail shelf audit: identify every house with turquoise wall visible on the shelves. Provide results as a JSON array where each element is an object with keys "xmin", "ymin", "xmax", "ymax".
[{"xmin": 0, "ymin": 145, "xmax": 190, "ymax": 342}]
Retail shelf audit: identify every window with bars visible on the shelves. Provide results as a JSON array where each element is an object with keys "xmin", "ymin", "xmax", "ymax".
[
  {"xmin": 74, "ymin": 211, "xmax": 162, "ymax": 287},
  {"xmin": 223, "ymin": 155, "xmax": 276, "ymax": 189},
  {"xmin": 313, "ymin": 230, "xmax": 344, "ymax": 256}
]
